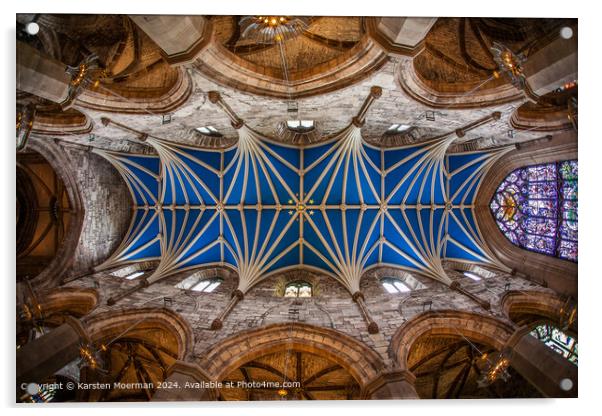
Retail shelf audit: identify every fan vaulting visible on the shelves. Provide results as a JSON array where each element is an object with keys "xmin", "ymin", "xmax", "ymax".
[{"xmin": 95, "ymin": 123, "xmax": 510, "ymax": 294}]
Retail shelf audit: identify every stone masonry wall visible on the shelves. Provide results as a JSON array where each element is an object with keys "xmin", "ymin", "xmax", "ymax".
[
  {"xmin": 66, "ymin": 264, "xmax": 549, "ymax": 369},
  {"xmin": 62, "ymin": 146, "xmax": 132, "ymax": 279}
]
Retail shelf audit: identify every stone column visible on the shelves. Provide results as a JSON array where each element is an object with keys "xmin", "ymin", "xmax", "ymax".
[
  {"xmin": 367, "ymin": 17, "xmax": 437, "ymax": 56},
  {"xmin": 378, "ymin": 18, "xmax": 437, "ymax": 46},
  {"xmin": 208, "ymin": 91, "xmax": 244, "ymax": 129},
  {"xmin": 352, "ymin": 86, "xmax": 382, "ymax": 127},
  {"xmin": 352, "ymin": 291, "xmax": 379, "ymax": 334},
  {"xmin": 361, "ymin": 370, "xmax": 419, "ymax": 400},
  {"xmin": 151, "ymin": 361, "xmax": 218, "ymax": 401},
  {"xmin": 130, "ymin": 16, "xmax": 210, "ymax": 66},
  {"xmin": 211, "ymin": 290, "xmax": 244, "ymax": 330},
  {"xmin": 505, "ymin": 326, "xmax": 578, "ymax": 398},
  {"xmin": 449, "ymin": 281, "xmax": 491, "ymax": 310},
  {"xmin": 16, "ymin": 40, "xmax": 70, "ymax": 104},
  {"xmin": 523, "ymin": 31, "xmax": 577, "ymax": 96},
  {"xmin": 16, "ymin": 316, "xmax": 89, "ymax": 393},
  {"xmin": 106, "ymin": 278, "xmax": 149, "ymax": 306}
]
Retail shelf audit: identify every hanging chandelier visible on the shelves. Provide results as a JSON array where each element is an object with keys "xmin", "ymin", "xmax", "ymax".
[
  {"xmin": 239, "ymin": 16, "xmax": 310, "ymax": 44},
  {"xmin": 476, "ymin": 351, "xmax": 511, "ymax": 387},
  {"xmin": 490, "ymin": 42, "xmax": 527, "ymax": 90}
]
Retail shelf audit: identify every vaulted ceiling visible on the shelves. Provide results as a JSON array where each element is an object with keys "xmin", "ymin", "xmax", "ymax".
[
  {"xmin": 16, "ymin": 15, "xmax": 577, "ymax": 154},
  {"xmin": 221, "ymin": 350, "xmax": 359, "ymax": 401},
  {"xmin": 94, "ymin": 116, "xmax": 511, "ymax": 294}
]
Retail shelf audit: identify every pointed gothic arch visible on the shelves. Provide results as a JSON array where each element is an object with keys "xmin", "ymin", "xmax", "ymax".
[{"xmin": 474, "ymin": 130, "xmax": 577, "ymax": 296}]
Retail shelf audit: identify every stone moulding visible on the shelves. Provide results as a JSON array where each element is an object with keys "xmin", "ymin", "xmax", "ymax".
[
  {"xmin": 193, "ymin": 36, "xmax": 389, "ymax": 99},
  {"xmin": 398, "ymin": 59, "xmax": 523, "ymax": 109}
]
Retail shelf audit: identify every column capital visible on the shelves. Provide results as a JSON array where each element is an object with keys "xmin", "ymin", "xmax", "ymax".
[
  {"xmin": 63, "ymin": 316, "xmax": 91, "ymax": 344},
  {"xmin": 504, "ymin": 325, "xmax": 534, "ymax": 350},
  {"xmin": 360, "ymin": 369, "xmax": 419, "ymax": 400},
  {"xmin": 352, "ymin": 291, "xmax": 365, "ymax": 302},
  {"xmin": 231, "ymin": 289, "xmax": 245, "ymax": 300},
  {"xmin": 152, "ymin": 360, "xmax": 219, "ymax": 401},
  {"xmin": 166, "ymin": 360, "xmax": 213, "ymax": 382}
]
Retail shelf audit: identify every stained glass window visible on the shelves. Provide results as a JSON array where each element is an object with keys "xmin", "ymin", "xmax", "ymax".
[
  {"xmin": 490, "ymin": 160, "xmax": 577, "ymax": 261},
  {"xmin": 284, "ymin": 281, "xmax": 312, "ymax": 297},
  {"xmin": 22, "ymin": 384, "xmax": 56, "ymax": 403},
  {"xmin": 530, "ymin": 324, "xmax": 578, "ymax": 365}
]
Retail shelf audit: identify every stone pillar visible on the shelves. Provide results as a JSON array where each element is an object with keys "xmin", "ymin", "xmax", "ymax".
[
  {"xmin": 208, "ymin": 91, "xmax": 244, "ymax": 129},
  {"xmin": 16, "ymin": 40, "xmax": 70, "ymax": 104},
  {"xmin": 352, "ymin": 291, "xmax": 379, "ymax": 334},
  {"xmin": 505, "ymin": 326, "xmax": 577, "ymax": 398},
  {"xmin": 130, "ymin": 15, "xmax": 210, "ymax": 66},
  {"xmin": 16, "ymin": 317, "xmax": 89, "ymax": 393},
  {"xmin": 352, "ymin": 86, "xmax": 382, "ymax": 127},
  {"xmin": 367, "ymin": 17, "xmax": 437, "ymax": 56},
  {"xmin": 211, "ymin": 290, "xmax": 244, "ymax": 330},
  {"xmin": 106, "ymin": 278, "xmax": 149, "ymax": 306},
  {"xmin": 152, "ymin": 361, "xmax": 218, "ymax": 401},
  {"xmin": 378, "ymin": 18, "xmax": 437, "ymax": 47},
  {"xmin": 523, "ymin": 32, "xmax": 577, "ymax": 96},
  {"xmin": 449, "ymin": 281, "xmax": 491, "ymax": 310},
  {"xmin": 361, "ymin": 370, "xmax": 419, "ymax": 400}
]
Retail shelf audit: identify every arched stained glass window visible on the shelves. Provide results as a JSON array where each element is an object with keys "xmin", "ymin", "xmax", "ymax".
[
  {"xmin": 490, "ymin": 160, "xmax": 577, "ymax": 261},
  {"xmin": 22, "ymin": 383, "xmax": 56, "ymax": 403},
  {"xmin": 530, "ymin": 323, "xmax": 578, "ymax": 365}
]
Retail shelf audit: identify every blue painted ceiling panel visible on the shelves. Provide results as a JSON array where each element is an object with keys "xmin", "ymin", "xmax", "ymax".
[{"xmin": 104, "ymin": 132, "xmax": 501, "ymax": 285}]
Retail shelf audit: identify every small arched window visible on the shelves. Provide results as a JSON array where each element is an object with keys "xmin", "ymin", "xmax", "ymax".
[
  {"xmin": 385, "ymin": 124, "xmax": 412, "ymax": 135},
  {"xmin": 490, "ymin": 160, "xmax": 577, "ymax": 261},
  {"xmin": 530, "ymin": 323, "xmax": 577, "ymax": 365},
  {"xmin": 286, "ymin": 120, "xmax": 315, "ymax": 133},
  {"xmin": 124, "ymin": 271, "xmax": 145, "ymax": 280},
  {"xmin": 381, "ymin": 277, "xmax": 411, "ymax": 294},
  {"xmin": 195, "ymin": 126, "xmax": 222, "ymax": 137},
  {"xmin": 110, "ymin": 267, "xmax": 146, "ymax": 280},
  {"xmin": 191, "ymin": 278, "xmax": 222, "ymax": 292},
  {"xmin": 459, "ymin": 270, "xmax": 482, "ymax": 281},
  {"xmin": 176, "ymin": 276, "xmax": 222, "ymax": 292},
  {"xmin": 284, "ymin": 280, "xmax": 312, "ymax": 298}
]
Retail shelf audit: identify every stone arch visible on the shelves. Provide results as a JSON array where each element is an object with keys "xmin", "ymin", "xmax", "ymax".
[
  {"xmin": 38, "ymin": 287, "xmax": 99, "ymax": 321},
  {"xmin": 104, "ymin": 261, "xmax": 160, "ymax": 279},
  {"xmin": 500, "ymin": 290, "xmax": 576, "ymax": 333},
  {"xmin": 32, "ymin": 108, "xmax": 93, "ymax": 136},
  {"xmin": 389, "ymin": 309, "xmax": 515, "ymax": 370},
  {"xmin": 398, "ymin": 58, "xmax": 521, "ymax": 109},
  {"xmin": 17, "ymin": 287, "xmax": 100, "ymax": 348},
  {"xmin": 83, "ymin": 307, "xmax": 194, "ymax": 361},
  {"xmin": 474, "ymin": 130, "xmax": 577, "ymax": 297},
  {"xmin": 361, "ymin": 265, "xmax": 429, "ymax": 294},
  {"xmin": 199, "ymin": 323, "xmax": 385, "ymax": 387},
  {"xmin": 443, "ymin": 260, "xmax": 500, "ymax": 279},
  {"xmin": 75, "ymin": 67, "xmax": 192, "ymax": 115},
  {"xmin": 21, "ymin": 138, "xmax": 85, "ymax": 289},
  {"xmin": 192, "ymin": 25, "xmax": 388, "ymax": 99},
  {"xmin": 241, "ymin": 266, "xmax": 351, "ymax": 298},
  {"xmin": 167, "ymin": 265, "xmax": 239, "ymax": 294}
]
